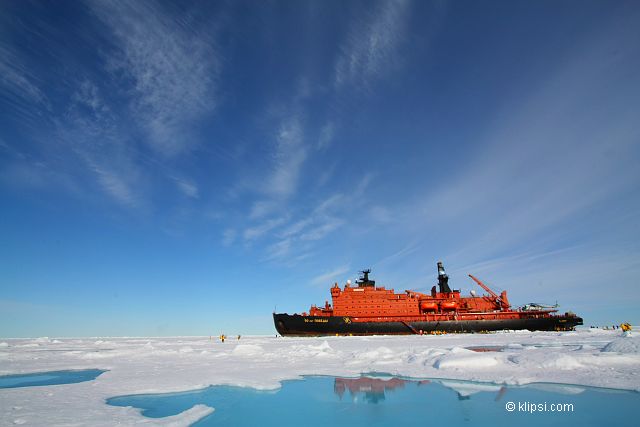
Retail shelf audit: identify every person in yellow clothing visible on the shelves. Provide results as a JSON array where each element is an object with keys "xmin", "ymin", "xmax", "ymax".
[{"xmin": 620, "ymin": 323, "xmax": 632, "ymax": 332}]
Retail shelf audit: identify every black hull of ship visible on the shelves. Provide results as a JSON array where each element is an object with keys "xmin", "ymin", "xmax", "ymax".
[{"xmin": 273, "ymin": 313, "xmax": 583, "ymax": 336}]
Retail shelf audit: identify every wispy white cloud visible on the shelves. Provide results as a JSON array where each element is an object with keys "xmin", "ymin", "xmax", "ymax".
[
  {"xmin": 222, "ymin": 228, "xmax": 237, "ymax": 246},
  {"xmin": 89, "ymin": 0, "xmax": 220, "ymax": 156},
  {"xmin": 350, "ymin": 10, "xmax": 640, "ymax": 311},
  {"xmin": 243, "ymin": 217, "xmax": 288, "ymax": 242},
  {"xmin": 0, "ymin": 160, "xmax": 81, "ymax": 196},
  {"xmin": 173, "ymin": 177, "xmax": 199, "ymax": 199},
  {"xmin": 282, "ymin": 193, "xmax": 344, "ymax": 239},
  {"xmin": 264, "ymin": 238, "xmax": 292, "ymax": 261},
  {"xmin": 1, "ymin": 7, "xmax": 199, "ymax": 212},
  {"xmin": 0, "ymin": 41, "xmax": 52, "ymax": 128},
  {"xmin": 280, "ymin": 217, "xmax": 314, "ymax": 239},
  {"xmin": 55, "ymin": 78, "xmax": 147, "ymax": 210},
  {"xmin": 88, "ymin": 162, "xmax": 138, "ymax": 208},
  {"xmin": 448, "ymin": 246, "xmax": 583, "ymax": 280},
  {"xmin": 72, "ymin": 79, "xmax": 109, "ymax": 115},
  {"xmin": 0, "ymin": 42, "xmax": 145, "ymax": 210},
  {"xmin": 230, "ymin": 83, "xmax": 331, "ymax": 260},
  {"xmin": 316, "ymin": 161, "xmax": 337, "ymax": 187},
  {"xmin": 334, "ymin": 0, "xmax": 411, "ymax": 87},
  {"xmin": 0, "ymin": 45, "xmax": 50, "ymax": 109},
  {"xmin": 299, "ymin": 217, "xmax": 345, "ymax": 241},
  {"xmin": 264, "ymin": 179, "xmax": 373, "ymax": 261},
  {"xmin": 446, "ymin": 245, "xmax": 640, "ymax": 314},
  {"xmin": 373, "ymin": 241, "xmax": 424, "ymax": 268},
  {"xmin": 354, "ymin": 173, "xmax": 374, "ymax": 196},
  {"xmin": 310, "ymin": 264, "xmax": 351, "ymax": 287},
  {"xmin": 264, "ymin": 115, "xmax": 308, "ymax": 198},
  {"xmin": 316, "ymin": 121, "xmax": 335, "ymax": 151},
  {"xmin": 389, "ymin": 14, "xmax": 640, "ymax": 267},
  {"xmin": 315, "ymin": 193, "xmax": 346, "ymax": 213},
  {"xmin": 249, "ymin": 200, "xmax": 279, "ymax": 220},
  {"xmin": 368, "ymin": 205, "xmax": 392, "ymax": 223}
]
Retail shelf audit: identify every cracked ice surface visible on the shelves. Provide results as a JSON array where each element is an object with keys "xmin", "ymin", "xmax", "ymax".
[{"xmin": 0, "ymin": 329, "xmax": 638, "ymax": 426}]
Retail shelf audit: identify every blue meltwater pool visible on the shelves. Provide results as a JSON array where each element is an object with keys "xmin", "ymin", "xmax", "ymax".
[
  {"xmin": 107, "ymin": 374, "xmax": 639, "ymax": 426},
  {"xmin": 0, "ymin": 369, "xmax": 106, "ymax": 389}
]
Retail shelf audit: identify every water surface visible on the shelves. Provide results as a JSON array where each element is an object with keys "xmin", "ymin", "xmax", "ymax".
[
  {"xmin": 0, "ymin": 369, "xmax": 106, "ymax": 389},
  {"xmin": 107, "ymin": 375, "xmax": 638, "ymax": 426}
]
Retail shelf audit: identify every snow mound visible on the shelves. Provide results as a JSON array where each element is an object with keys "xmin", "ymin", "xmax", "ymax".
[
  {"xmin": 434, "ymin": 347, "xmax": 499, "ymax": 369},
  {"xmin": 577, "ymin": 344, "xmax": 595, "ymax": 350},
  {"xmin": 79, "ymin": 352, "xmax": 112, "ymax": 360},
  {"xmin": 309, "ymin": 341, "xmax": 332, "ymax": 351},
  {"xmin": 0, "ymin": 342, "xmax": 9, "ymax": 348},
  {"xmin": 163, "ymin": 404, "xmax": 214, "ymax": 427},
  {"xmin": 308, "ymin": 341, "xmax": 337, "ymax": 358},
  {"xmin": 540, "ymin": 354, "xmax": 583, "ymax": 370},
  {"xmin": 356, "ymin": 346, "xmax": 394, "ymax": 360},
  {"xmin": 232, "ymin": 344, "xmax": 264, "ymax": 356},
  {"xmin": 602, "ymin": 337, "xmax": 640, "ymax": 354},
  {"xmin": 288, "ymin": 341, "xmax": 339, "ymax": 359}
]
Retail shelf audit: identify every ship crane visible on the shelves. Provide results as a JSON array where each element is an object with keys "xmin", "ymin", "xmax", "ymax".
[{"xmin": 468, "ymin": 274, "xmax": 510, "ymax": 309}]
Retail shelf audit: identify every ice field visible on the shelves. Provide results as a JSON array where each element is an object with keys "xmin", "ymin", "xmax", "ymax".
[{"xmin": 1, "ymin": 329, "xmax": 638, "ymax": 426}]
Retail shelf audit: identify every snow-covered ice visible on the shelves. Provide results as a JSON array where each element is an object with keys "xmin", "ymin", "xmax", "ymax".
[{"xmin": 0, "ymin": 329, "xmax": 638, "ymax": 426}]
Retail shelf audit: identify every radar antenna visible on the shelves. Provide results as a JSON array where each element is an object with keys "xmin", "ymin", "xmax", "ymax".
[{"xmin": 356, "ymin": 269, "xmax": 376, "ymax": 287}]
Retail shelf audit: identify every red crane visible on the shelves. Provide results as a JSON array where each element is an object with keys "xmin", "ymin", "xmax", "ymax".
[{"xmin": 468, "ymin": 274, "xmax": 510, "ymax": 309}]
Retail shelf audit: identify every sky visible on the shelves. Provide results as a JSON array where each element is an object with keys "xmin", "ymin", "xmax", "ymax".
[{"xmin": 1, "ymin": 0, "xmax": 639, "ymax": 337}]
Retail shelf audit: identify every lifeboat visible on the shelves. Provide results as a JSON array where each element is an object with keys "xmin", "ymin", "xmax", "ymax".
[
  {"xmin": 420, "ymin": 301, "xmax": 438, "ymax": 311},
  {"xmin": 440, "ymin": 301, "xmax": 458, "ymax": 310}
]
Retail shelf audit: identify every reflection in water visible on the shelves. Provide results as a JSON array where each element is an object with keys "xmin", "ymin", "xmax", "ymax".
[
  {"xmin": 334, "ymin": 376, "xmax": 508, "ymax": 403},
  {"xmin": 334, "ymin": 377, "xmax": 411, "ymax": 403},
  {"xmin": 438, "ymin": 379, "xmax": 507, "ymax": 401}
]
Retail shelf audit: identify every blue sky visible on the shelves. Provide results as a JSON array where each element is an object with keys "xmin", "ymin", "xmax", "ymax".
[{"xmin": 1, "ymin": 0, "xmax": 639, "ymax": 337}]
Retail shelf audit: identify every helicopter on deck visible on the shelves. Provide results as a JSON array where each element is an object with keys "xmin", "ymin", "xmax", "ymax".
[{"xmin": 520, "ymin": 302, "xmax": 559, "ymax": 311}]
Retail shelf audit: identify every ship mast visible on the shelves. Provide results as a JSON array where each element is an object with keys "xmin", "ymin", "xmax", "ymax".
[
  {"xmin": 437, "ymin": 261, "xmax": 452, "ymax": 293},
  {"xmin": 356, "ymin": 269, "xmax": 376, "ymax": 287}
]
